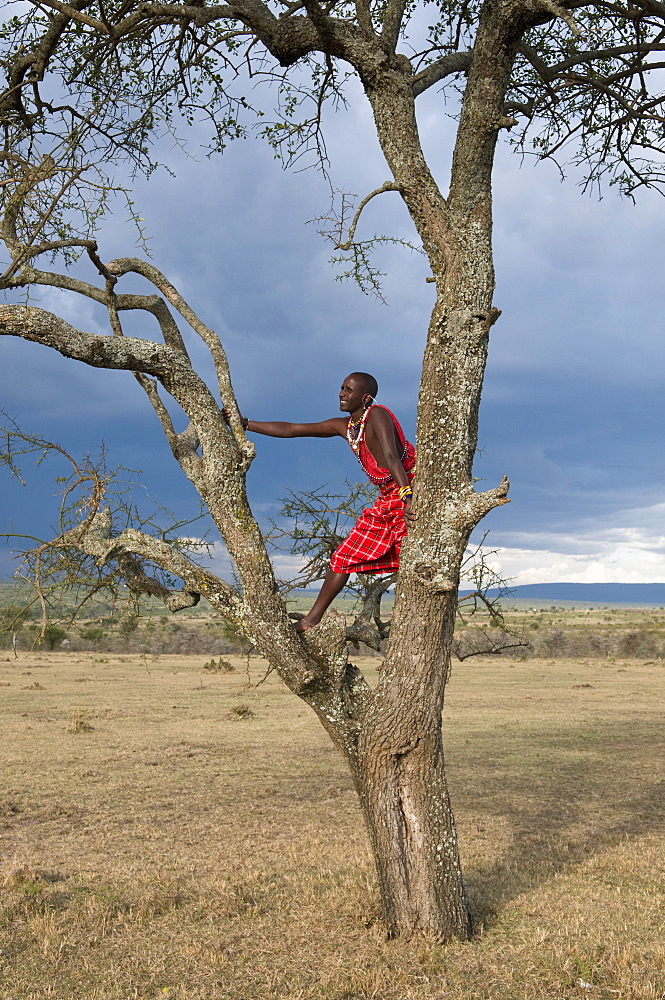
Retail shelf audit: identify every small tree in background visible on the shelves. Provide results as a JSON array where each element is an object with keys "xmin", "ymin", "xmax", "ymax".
[
  {"xmin": 40, "ymin": 623, "xmax": 67, "ymax": 651},
  {"xmin": 0, "ymin": 603, "xmax": 32, "ymax": 657}
]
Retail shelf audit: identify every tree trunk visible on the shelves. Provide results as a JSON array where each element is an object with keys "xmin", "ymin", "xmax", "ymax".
[
  {"xmin": 346, "ymin": 17, "xmax": 520, "ymax": 937},
  {"xmin": 356, "ymin": 736, "xmax": 472, "ymax": 939},
  {"xmin": 354, "ymin": 594, "xmax": 473, "ymax": 939}
]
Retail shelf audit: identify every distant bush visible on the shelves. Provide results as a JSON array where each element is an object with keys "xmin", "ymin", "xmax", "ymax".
[
  {"xmin": 203, "ymin": 657, "xmax": 235, "ymax": 672},
  {"xmin": 1, "ymin": 616, "xmax": 250, "ymax": 655},
  {"xmin": 450, "ymin": 621, "xmax": 665, "ymax": 660},
  {"xmin": 523, "ymin": 627, "xmax": 664, "ymax": 660},
  {"xmin": 81, "ymin": 627, "xmax": 105, "ymax": 644}
]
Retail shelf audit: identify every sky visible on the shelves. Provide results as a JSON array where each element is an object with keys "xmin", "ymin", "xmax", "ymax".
[{"xmin": 1, "ymin": 59, "xmax": 664, "ymax": 589}]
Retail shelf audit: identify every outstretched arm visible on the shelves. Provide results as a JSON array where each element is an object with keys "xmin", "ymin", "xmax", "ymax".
[{"xmin": 222, "ymin": 408, "xmax": 346, "ymax": 439}]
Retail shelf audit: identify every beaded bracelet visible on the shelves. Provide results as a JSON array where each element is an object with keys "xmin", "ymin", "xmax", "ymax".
[
  {"xmin": 242, "ymin": 417, "xmax": 249, "ymax": 430},
  {"xmin": 398, "ymin": 486, "xmax": 413, "ymax": 501}
]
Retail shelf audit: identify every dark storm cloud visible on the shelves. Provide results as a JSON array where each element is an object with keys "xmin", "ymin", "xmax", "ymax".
[{"xmin": 2, "ymin": 85, "xmax": 663, "ymax": 582}]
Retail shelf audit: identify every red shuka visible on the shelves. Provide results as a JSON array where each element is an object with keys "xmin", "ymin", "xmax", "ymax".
[{"xmin": 330, "ymin": 405, "xmax": 415, "ymax": 575}]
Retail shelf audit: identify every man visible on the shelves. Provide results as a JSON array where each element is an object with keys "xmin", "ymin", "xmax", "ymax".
[{"xmin": 224, "ymin": 373, "xmax": 415, "ymax": 633}]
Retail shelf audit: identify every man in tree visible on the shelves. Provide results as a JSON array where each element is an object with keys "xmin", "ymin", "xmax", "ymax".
[{"xmin": 226, "ymin": 373, "xmax": 415, "ymax": 632}]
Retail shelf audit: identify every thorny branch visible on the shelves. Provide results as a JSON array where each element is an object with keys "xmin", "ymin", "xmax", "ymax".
[
  {"xmin": 334, "ymin": 182, "xmax": 401, "ymax": 251},
  {"xmin": 311, "ymin": 189, "xmax": 423, "ymax": 299},
  {"xmin": 0, "ymin": 423, "xmax": 221, "ymax": 632}
]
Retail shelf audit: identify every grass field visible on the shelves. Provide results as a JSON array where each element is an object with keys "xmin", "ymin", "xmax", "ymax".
[{"xmin": 1, "ymin": 648, "xmax": 663, "ymax": 999}]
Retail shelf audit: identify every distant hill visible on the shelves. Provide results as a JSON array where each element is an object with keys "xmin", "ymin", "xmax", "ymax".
[
  {"xmin": 460, "ymin": 582, "xmax": 665, "ymax": 604},
  {"xmin": 3, "ymin": 578, "xmax": 664, "ymax": 608}
]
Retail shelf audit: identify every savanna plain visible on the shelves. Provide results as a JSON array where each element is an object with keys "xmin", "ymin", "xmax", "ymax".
[{"xmin": 1, "ymin": 609, "xmax": 664, "ymax": 1000}]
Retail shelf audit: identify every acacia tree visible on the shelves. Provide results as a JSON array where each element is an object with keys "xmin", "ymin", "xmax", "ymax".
[{"xmin": 2, "ymin": 0, "xmax": 665, "ymax": 941}]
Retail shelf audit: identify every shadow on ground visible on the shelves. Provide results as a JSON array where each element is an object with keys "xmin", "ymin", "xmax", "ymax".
[{"xmin": 450, "ymin": 719, "xmax": 664, "ymax": 925}]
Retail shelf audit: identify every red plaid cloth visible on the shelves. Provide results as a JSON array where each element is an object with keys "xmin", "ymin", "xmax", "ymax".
[{"xmin": 330, "ymin": 475, "xmax": 413, "ymax": 574}]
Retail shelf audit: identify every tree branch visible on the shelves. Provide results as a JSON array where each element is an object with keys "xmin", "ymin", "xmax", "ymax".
[
  {"xmin": 354, "ymin": 0, "xmax": 374, "ymax": 37},
  {"xmin": 106, "ymin": 258, "xmax": 251, "ymax": 458},
  {"xmin": 2, "ymin": 3, "xmax": 92, "ymax": 118},
  {"xmin": 70, "ymin": 507, "xmax": 241, "ymax": 615},
  {"xmin": 132, "ymin": 372, "xmax": 203, "ymax": 482},
  {"xmin": 534, "ymin": 0, "xmax": 582, "ymax": 35},
  {"xmin": 336, "ymin": 182, "xmax": 401, "ymax": 249},
  {"xmin": 380, "ymin": 0, "xmax": 407, "ymax": 52},
  {"xmin": 0, "ymin": 302, "xmax": 246, "ymax": 478},
  {"xmin": 1, "ymin": 303, "xmax": 189, "ymax": 379},
  {"xmin": 344, "ymin": 574, "xmax": 394, "ymax": 650},
  {"xmin": 412, "ymin": 51, "xmax": 472, "ymax": 97},
  {"xmin": 519, "ymin": 39, "xmax": 665, "ymax": 87},
  {"xmin": 468, "ymin": 475, "xmax": 511, "ymax": 524},
  {"xmin": 24, "ymin": 0, "xmax": 111, "ymax": 34},
  {"xmin": 5, "ymin": 265, "xmax": 192, "ymax": 358},
  {"xmin": 452, "ymin": 630, "xmax": 529, "ymax": 660}
]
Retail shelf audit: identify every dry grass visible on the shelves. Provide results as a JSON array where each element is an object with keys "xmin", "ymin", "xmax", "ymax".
[{"xmin": 0, "ymin": 649, "xmax": 663, "ymax": 999}]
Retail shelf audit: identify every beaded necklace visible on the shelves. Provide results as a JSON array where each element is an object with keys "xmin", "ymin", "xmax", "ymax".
[{"xmin": 346, "ymin": 406, "xmax": 371, "ymax": 455}]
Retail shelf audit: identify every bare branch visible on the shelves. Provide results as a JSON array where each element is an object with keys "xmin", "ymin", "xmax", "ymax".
[
  {"xmin": 345, "ymin": 619, "xmax": 384, "ymax": 651},
  {"xmin": 452, "ymin": 630, "xmax": 529, "ymax": 660},
  {"xmin": 519, "ymin": 39, "xmax": 665, "ymax": 85},
  {"xmin": 354, "ymin": 0, "xmax": 374, "ymax": 37},
  {"xmin": 0, "ymin": 303, "xmax": 188, "ymax": 380},
  {"xmin": 356, "ymin": 575, "xmax": 395, "ymax": 626},
  {"xmin": 26, "ymin": 0, "xmax": 111, "ymax": 34},
  {"xmin": 412, "ymin": 52, "xmax": 472, "ymax": 97},
  {"xmin": 537, "ymin": 0, "xmax": 582, "ymax": 36},
  {"xmin": 336, "ymin": 181, "xmax": 401, "ymax": 250},
  {"xmin": 5, "ymin": 263, "xmax": 192, "ymax": 358},
  {"xmin": 106, "ymin": 258, "xmax": 251, "ymax": 457},
  {"xmin": 73, "ymin": 508, "xmax": 240, "ymax": 615},
  {"xmin": 0, "ymin": 302, "xmax": 246, "ymax": 478},
  {"xmin": 1, "ymin": 239, "xmax": 98, "ymax": 281},
  {"xmin": 132, "ymin": 373, "xmax": 176, "ymax": 445},
  {"xmin": 345, "ymin": 574, "xmax": 394, "ymax": 650},
  {"xmin": 469, "ymin": 475, "xmax": 511, "ymax": 523}
]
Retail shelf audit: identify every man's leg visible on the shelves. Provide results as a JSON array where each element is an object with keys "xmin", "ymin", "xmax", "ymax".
[{"xmin": 294, "ymin": 567, "xmax": 350, "ymax": 632}]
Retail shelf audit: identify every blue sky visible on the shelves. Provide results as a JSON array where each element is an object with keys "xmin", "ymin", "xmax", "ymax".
[{"xmin": 1, "ymin": 73, "xmax": 664, "ymax": 587}]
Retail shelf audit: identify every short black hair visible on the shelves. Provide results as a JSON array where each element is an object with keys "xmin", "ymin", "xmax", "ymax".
[{"xmin": 349, "ymin": 372, "xmax": 378, "ymax": 398}]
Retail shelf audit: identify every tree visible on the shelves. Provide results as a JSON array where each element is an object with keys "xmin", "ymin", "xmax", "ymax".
[
  {"xmin": 41, "ymin": 622, "xmax": 67, "ymax": 650},
  {"xmin": 2, "ymin": 0, "xmax": 664, "ymax": 940},
  {"xmin": 0, "ymin": 602, "xmax": 32, "ymax": 656}
]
